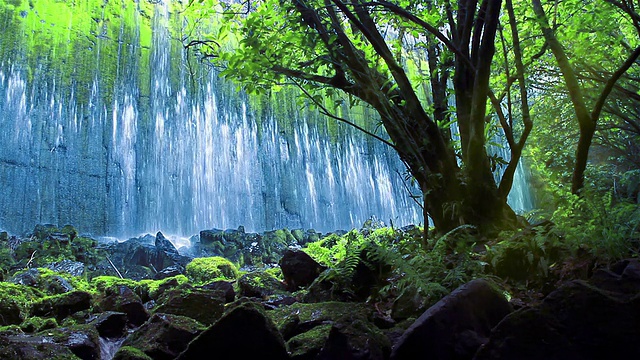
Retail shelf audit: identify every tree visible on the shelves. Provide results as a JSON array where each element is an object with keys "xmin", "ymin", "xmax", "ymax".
[
  {"xmin": 190, "ymin": 0, "xmax": 540, "ymax": 235},
  {"xmin": 531, "ymin": 0, "xmax": 640, "ymax": 194}
]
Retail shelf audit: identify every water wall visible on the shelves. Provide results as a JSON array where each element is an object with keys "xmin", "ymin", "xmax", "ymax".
[{"xmin": 0, "ymin": 0, "xmax": 531, "ymax": 238}]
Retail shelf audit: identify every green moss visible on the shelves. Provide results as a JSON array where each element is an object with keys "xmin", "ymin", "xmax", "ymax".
[
  {"xmin": 113, "ymin": 346, "xmax": 153, "ymax": 360},
  {"xmin": 91, "ymin": 276, "xmax": 141, "ymax": 293},
  {"xmin": 0, "ymin": 282, "xmax": 45, "ymax": 325},
  {"xmin": 139, "ymin": 275, "xmax": 190, "ymax": 299},
  {"xmin": 287, "ymin": 324, "xmax": 331, "ymax": 357},
  {"xmin": 185, "ymin": 257, "xmax": 239, "ymax": 285},
  {"xmin": 265, "ymin": 266, "xmax": 283, "ymax": 281},
  {"xmin": 20, "ymin": 316, "xmax": 58, "ymax": 333}
]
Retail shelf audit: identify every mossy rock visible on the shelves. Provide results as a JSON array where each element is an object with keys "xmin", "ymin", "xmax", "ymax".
[
  {"xmin": 140, "ymin": 275, "xmax": 190, "ymax": 300},
  {"xmin": 0, "ymin": 282, "xmax": 45, "ymax": 325},
  {"xmin": 287, "ymin": 323, "xmax": 332, "ymax": 359},
  {"xmin": 113, "ymin": 346, "xmax": 153, "ymax": 360},
  {"xmin": 153, "ymin": 287, "xmax": 225, "ymax": 325},
  {"xmin": 237, "ymin": 271, "xmax": 287, "ymax": 299},
  {"xmin": 185, "ymin": 257, "xmax": 239, "ymax": 285},
  {"xmin": 31, "ymin": 291, "xmax": 92, "ymax": 322},
  {"xmin": 37, "ymin": 323, "xmax": 100, "ymax": 360},
  {"xmin": 20, "ymin": 316, "xmax": 58, "ymax": 333}
]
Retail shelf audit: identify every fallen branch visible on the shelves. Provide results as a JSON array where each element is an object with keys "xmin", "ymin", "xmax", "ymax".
[{"xmin": 106, "ymin": 256, "xmax": 124, "ymax": 279}]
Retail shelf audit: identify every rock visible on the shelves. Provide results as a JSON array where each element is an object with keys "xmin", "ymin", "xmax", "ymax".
[
  {"xmin": 11, "ymin": 268, "xmax": 41, "ymax": 287},
  {"xmin": 271, "ymin": 302, "xmax": 389, "ymax": 360},
  {"xmin": 279, "ymin": 250, "xmax": 326, "ymax": 291},
  {"xmin": 0, "ymin": 282, "xmax": 41, "ymax": 326},
  {"xmin": 199, "ymin": 280, "xmax": 236, "ymax": 303},
  {"xmin": 41, "ymin": 324, "xmax": 100, "ymax": 360},
  {"xmin": 120, "ymin": 313, "xmax": 206, "ymax": 360},
  {"xmin": 237, "ymin": 271, "xmax": 287, "ymax": 299},
  {"xmin": 475, "ymin": 279, "xmax": 640, "ymax": 359},
  {"xmin": 390, "ymin": 279, "xmax": 512, "ymax": 360},
  {"xmin": 42, "ymin": 275, "xmax": 75, "ymax": 294},
  {"xmin": 98, "ymin": 285, "xmax": 150, "ymax": 327},
  {"xmin": 113, "ymin": 346, "xmax": 153, "ymax": 360},
  {"xmin": 153, "ymin": 265, "xmax": 184, "ymax": 280},
  {"xmin": 185, "ymin": 256, "xmax": 239, "ymax": 284},
  {"xmin": 177, "ymin": 302, "xmax": 288, "ymax": 360},
  {"xmin": 31, "ymin": 291, "xmax": 92, "ymax": 322},
  {"xmin": 155, "ymin": 232, "xmax": 178, "ymax": 255},
  {"xmin": 91, "ymin": 311, "xmax": 128, "ymax": 339},
  {"xmin": 154, "ymin": 287, "xmax": 225, "ymax": 325},
  {"xmin": 0, "ymin": 334, "xmax": 77, "ymax": 359},
  {"xmin": 47, "ymin": 260, "xmax": 86, "ymax": 277}
]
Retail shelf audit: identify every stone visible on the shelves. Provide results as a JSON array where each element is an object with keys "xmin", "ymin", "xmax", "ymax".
[
  {"xmin": 154, "ymin": 288, "xmax": 225, "ymax": 325},
  {"xmin": 390, "ymin": 279, "xmax": 512, "ymax": 360},
  {"xmin": 279, "ymin": 249, "xmax": 326, "ymax": 291},
  {"xmin": 11, "ymin": 268, "xmax": 41, "ymax": 287},
  {"xmin": 91, "ymin": 311, "xmax": 128, "ymax": 339},
  {"xmin": 98, "ymin": 285, "xmax": 150, "ymax": 327},
  {"xmin": 0, "ymin": 334, "xmax": 77, "ymax": 359},
  {"xmin": 155, "ymin": 232, "xmax": 178, "ymax": 255},
  {"xmin": 47, "ymin": 260, "xmax": 86, "ymax": 277},
  {"xmin": 120, "ymin": 313, "xmax": 206, "ymax": 360},
  {"xmin": 31, "ymin": 291, "xmax": 93, "ymax": 322},
  {"xmin": 153, "ymin": 265, "xmax": 184, "ymax": 280},
  {"xmin": 177, "ymin": 302, "xmax": 288, "ymax": 360},
  {"xmin": 237, "ymin": 271, "xmax": 287, "ymax": 299},
  {"xmin": 475, "ymin": 279, "xmax": 640, "ymax": 359},
  {"xmin": 199, "ymin": 280, "xmax": 236, "ymax": 303}
]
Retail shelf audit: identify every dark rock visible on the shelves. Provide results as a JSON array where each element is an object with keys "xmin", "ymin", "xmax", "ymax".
[
  {"xmin": 47, "ymin": 259, "xmax": 86, "ymax": 277},
  {"xmin": 237, "ymin": 271, "xmax": 287, "ymax": 299},
  {"xmin": 177, "ymin": 302, "xmax": 288, "ymax": 360},
  {"xmin": 98, "ymin": 285, "xmax": 150, "ymax": 326},
  {"xmin": 271, "ymin": 302, "xmax": 389, "ymax": 360},
  {"xmin": 302, "ymin": 269, "xmax": 355, "ymax": 303},
  {"xmin": 63, "ymin": 328, "xmax": 100, "ymax": 360},
  {"xmin": 391, "ymin": 279, "xmax": 512, "ymax": 360},
  {"xmin": 113, "ymin": 346, "xmax": 153, "ymax": 360},
  {"xmin": 200, "ymin": 280, "xmax": 236, "ymax": 303},
  {"xmin": 154, "ymin": 288, "xmax": 225, "ymax": 325},
  {"xmin": 0, "ymin": 298, "xmax": 24, "ymax": 326},
  {"xmin": 31, "ymin": 291, "xmax": 92, "ymax": 322},
  {"xmin": 120, "ymin": 313, "xmax": 205, "ymax": 360},
  {"xmin": 10, "ymin": 268, "xmax": 41, "ymax": 287},
  {"xmin": 153, "ymin": 265, "xmax": 184, "ymax": 280},
  {"xmin": 43, "ymin": 274, "xmax": 75, "ymax": 294},
  {"xmin": 351, "ymin": 244, "xmax": 392, "ymax": 301},
  {"xmin": 155, "ymin": 232, "xmax": 178, "ymax": 255},
  {"xmin": 475, "ymin": 279, "xmax": 640, "ymax": 359},
  {"xmin": 91, "ymin": 311, "xmax": 128, "ymax": 339},
  {"xmin": 264, "ymin": 294, "xmax": 298, "ymax": 309},
  {"xmin": 0, "ymin": 334, "xmax": 77, "ymax": 359},
  {"xmin": 279, "ymin": 250, "xmax": 326, "ymax": 291}
]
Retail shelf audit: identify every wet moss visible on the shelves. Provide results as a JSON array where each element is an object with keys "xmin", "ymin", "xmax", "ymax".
[
  {"xmin": 113, "ymin": 346, "xmax": 153, "ymax": 360},
  {"xmin": 0, "ymin": 282, "xmax": 45, "ymax": 325},
  {"xmin": 20, "ymin": 316, "xmax": 58, "ymax": 333},
  {"xmin": 287, "ymin": 323, "xmax": 331, "ymax": 357},
  {"xmin": 185, "ymin": 257, "xmax": 239, "ymax": 285}
]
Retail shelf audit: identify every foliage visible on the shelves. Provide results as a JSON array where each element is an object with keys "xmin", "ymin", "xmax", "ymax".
[
  {"xmin": 0, "ymin": 282, "xmax": 44, "ymax": 324},
  {"xmin": 185, "ymin": 256, "xmax": 239, "ymax": 285}
]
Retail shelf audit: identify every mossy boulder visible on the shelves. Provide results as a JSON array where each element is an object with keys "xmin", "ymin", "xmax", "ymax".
[
  {"xmin": 113, "ymin": 346, "xmax": 153, "ymax": 360},
  {"xmin": 20, "ymin": 316, "xmax": 58, "ymax": 333},
  {"xmin": 39, "ymin": 324, "xmax": 100, "ymax": 360},
  {"xmin": 97, "ymin": 285, "xmax": 150, "ymax": 327},
  {"xmin": 0, "ymin": 282, "xmax": 44, "ymax": 325},
  {"xmin": 153, "ymin": 287, "xmax": 225, "ymax": 325},
  {"xmin": 185, "ymin": 257, "xmax": 239, "ymax": 285},
  {"xmin": 0, "ymin": 334, "xmax": 79, "ymax": 359},
  {"xmin": 120, "ymin": 313, "xmax": 206, "ymax": 360},
  {"xmin": 272, "ymin": 302, "xmax": 389, "ymax": 359},
  {"xmin": 237, "ymin": 271, "xmax": 287, "ymax": 299},
  {"xmin": 31, "ymin": 291, "xmax": 92, "ymax": 322}
]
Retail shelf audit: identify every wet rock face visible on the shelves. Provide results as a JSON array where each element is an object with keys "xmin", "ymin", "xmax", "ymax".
[
  {"xmin": 391, "ymin": 279, "xmax": 513, "ymax": 360},
  {"xmin": 475, "ymin": 259, "xmax": 640, "ymax": 360}
]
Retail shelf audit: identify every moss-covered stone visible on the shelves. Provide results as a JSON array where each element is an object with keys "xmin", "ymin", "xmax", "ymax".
[
  {"xmin": 0, "ymin": 282, "xmax": 44, "ymax": 325},
  {"xmin": 113, "ymin": 346, "xmax": 153, "ymax": 360},
  {"xmin": 31, "ymin": 290, "xmax": 92, "ymax": 322},
  {"xmin": 153, "ymin": 287, "xmax": 225, "ymax": 325},
  {"xmin": 237, "ymin": 271, "xmax": 288, "ymax": 299},
  {"xmin": 185, "ymin": 257, "xmax": 239, "ymax": 285},
  {"xmin": 287, "ymin": 323, "xmax": 332, "ymax": 359},
  {"xmin": 20, "ymin": 316, "xmax": 58, "ymax": 333},
  {"xmin": 38, "ymin": 323, "xmax": 100, "ymax": 360}
]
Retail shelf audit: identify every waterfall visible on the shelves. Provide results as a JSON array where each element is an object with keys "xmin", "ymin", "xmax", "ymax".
[{"xmin": 0, "ymin": 0, "xmax": 421, "ymax": 237}]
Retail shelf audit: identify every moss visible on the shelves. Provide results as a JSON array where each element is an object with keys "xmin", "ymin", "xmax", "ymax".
[
  {"xmin": 113, "ymin": 346, "xmax": 153, "ymax": 360},
  {"xmin": 20, "ymin": 316, "xmax": 58, "ymax": 333},
  {"xmin": 287, "ymin": 323, "xmax": 331, "ymax": 357},
  {"xmin": 25, "ymin": 267, "xmax": 93, "ymax": 294},
  {"xmin": 91, "ymin": 276, "xmax": 142, "ymax": 294},
  {"xmin": 0, "ymin": 282, "xmax": 45, "ymax": 325},
  {"xmin": 139, "ymin": 275, "xmax": 189, "ymax": 299},
  {"xmin": 185, "ymin": 257, "xmax": 239, "ymax": 285},
  {"xmin": 265, "ymin": 266, "xmax": 283, "ymax": 281}
]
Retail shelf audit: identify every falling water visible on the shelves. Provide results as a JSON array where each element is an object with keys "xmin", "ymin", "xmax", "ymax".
[{"xmin": 0, "ymin": 1, "xmax": 421, "ymax": 237}]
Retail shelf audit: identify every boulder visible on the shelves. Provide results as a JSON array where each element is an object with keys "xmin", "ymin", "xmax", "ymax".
[
  {"xmin": 46, "ymin": 260, "xmax": 86, "ymax": 277},
  {"xmin": 98, "ymin": 285, "xmax": 150, "ymax": 326},
  {"xmin": 391, "ymin": 279, "xmax": 512, "ymax": 360},
  {"xmin": 120, "ymin": 313, "xmax": 206, "ymax": 360},
  {"xmin": 177, "ymin": 302, "xmax": 288, "ymax": 359},
  {"xmin": 154, "ymin": 288, "xmax": 225, "ymax": 325},
  {"xmin": 31, "ymin": 291, "xmax": 92, "ymax": 322},
  {"xmin": 199, "ymin": 280, "xmax": 236, "ymax": 303},
  {"xmin": 475, "ymin": 277, "xmax": 640, "ymax": 359},
  {"xmin": 237, "ymin": 271, "xmax": 287, "ymax": 299},
  {"xmin": 279, "ymin": 250, "xmax": 326, "ymax": 291},
  {"xmin": 91, "ymin": 311, "xmax": 128, "ymax": 339},
  {"xmin": 0, "ymin": 334, "xmax": 77, "ymax": 359},
  {"xmin": 42, "ymin": 324, "xmax": 101, "ymax": 360},
  {"xmin": 155, "ymin": 232, "xmax": 179, "ymax": 255}
]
